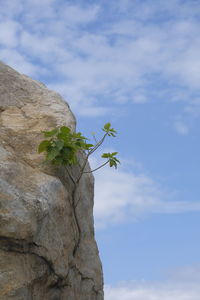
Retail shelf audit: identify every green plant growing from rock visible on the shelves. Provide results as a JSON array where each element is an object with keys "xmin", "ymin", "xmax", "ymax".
[
  {"xmin": 38, "ymin": 122, "xmax": 120, "ymax": 183},
  {"xmin": 38, "ymin": 122, "xmax": 120, "ymax": 257}
]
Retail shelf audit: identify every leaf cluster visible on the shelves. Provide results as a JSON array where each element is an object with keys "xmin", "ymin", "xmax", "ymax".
[
  {"xmin": 102, "ymin": 122, "xmax": 117, "ymax": 137},
  {"xmin": 101, "ymin": 152, "xmax": 120, "ymax": 168},
  {"xmin": 38, "ymin": 126, "xmax": 93, "ymax": 165},
  {"xmin": 38, "ymin": 123, "xmax": 120, "ymax": 171}
]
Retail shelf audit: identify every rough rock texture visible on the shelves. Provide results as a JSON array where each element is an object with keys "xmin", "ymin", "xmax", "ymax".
[{"xmin": 0, "ymin": 62, "xmax": 104, "ymax": 300}]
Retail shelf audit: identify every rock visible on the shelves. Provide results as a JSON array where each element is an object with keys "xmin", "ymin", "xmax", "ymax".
[{"xmin": 0, "ymin": 62, "xmax": 104, "ymax": 299}]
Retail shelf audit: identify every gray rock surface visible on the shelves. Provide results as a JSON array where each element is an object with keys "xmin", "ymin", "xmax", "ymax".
[{"xmin": 0, "ymin": 62, "xmax": 104, "ymax": 300}]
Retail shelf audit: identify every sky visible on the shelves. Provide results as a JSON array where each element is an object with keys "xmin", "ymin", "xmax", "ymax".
[{"xmin": 1, "ymin": 0, "xmax": 200, "ymax": 298}]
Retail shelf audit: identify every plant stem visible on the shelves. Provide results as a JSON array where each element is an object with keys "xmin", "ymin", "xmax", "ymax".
[
  {"xmin": 88, "ymin": 132, "xmax": 108, "ymax": 156},
  {"xmin": 82, "ymin": 160, "xmax": 109, "ymax": 174},
  {"xmin": 75, "ymin": 132, "xmax": 108, "ymax": 184},
  {"xmin": 70, "ymin": 132, "xmax": 110, "ymax": 257}
]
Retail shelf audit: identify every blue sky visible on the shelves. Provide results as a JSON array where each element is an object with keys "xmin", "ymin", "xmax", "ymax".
[{"xmin": 1, "ymin": 0, "xmax": 200, "ymax": 298}]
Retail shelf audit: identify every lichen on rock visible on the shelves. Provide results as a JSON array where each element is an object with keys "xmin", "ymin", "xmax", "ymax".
[{"xmin": 0, "ymin": 62, "xmax": 104, "ymax": 300}]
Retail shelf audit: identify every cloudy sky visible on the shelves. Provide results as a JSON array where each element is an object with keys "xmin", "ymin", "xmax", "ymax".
[{"xmin": 1, "ymin": 0, "xmax": 200, "ymax": 298}]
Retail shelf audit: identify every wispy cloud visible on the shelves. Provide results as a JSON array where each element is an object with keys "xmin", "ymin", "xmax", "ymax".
[
  {"xmin": 0, "ymin": 20, "xmax": 21, "ymax": 47},
  {"xmin": 91, "ymin": 155, "xmax": 200, "ymax": 229},
  {"xmin": 174, "ymin": 120, "xmax": 189, "ymax": 135},
  {"xmin": 105, "ymin": 263, "xmax": 200, "ymax": 300},
  {"xmin": 0, "ymin": 0, "xmax": 200, "ymax": 120},
  {"xmin": 105, "ymin": 280, "xmax": 200, "ymax": 300}
]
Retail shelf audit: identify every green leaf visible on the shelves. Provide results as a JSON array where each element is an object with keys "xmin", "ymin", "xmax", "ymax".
[
  {"xmin": 61, "ymin": 146, "xmax": 75, "ymax": 159},
  {"xmin": 60, "ymin": 126, "xmax": 71, "ymax": 134},
  {"xmin": 55, "ymin": 140, "xmax": 64, "ymax": 151},
  {"xmin": 103, "ymin": 122, "xmax": 111, "ymax": 131},
  {"xmin": 110, "ymin": 128, "xmax": 117, "ymax": 133},
  {"xmin": 102, "ymin": 153, "xmax": 111, "ymax": 158},
  {"xmin": 109, "ymin": 159, "xmax": 117, "ymax": 168},
  {"xmin": 75, "ymin": 141, "xmax": 81, "ymax": 148},
  {"xmin": 42, "ymin": 128, "xmax": 58, "ymax": 137},
  {"xmin": 38, "ymin": 140, "xmax": 51, "ymax": 153},
  {"xmin": 111, "ymin": 152, "xmax": 118, "ymax": 156},
  {"xmin": 110, "ymin": 132, "xmax": 116, "ymax": 137},
  {"xmin": 46, "ymin": 147, "xmax": 60, "ymax": 160},
  {"xmin": 109, "ymin": 160, "xmax": 115, "ymax": 167},
  {"xmin": 57, "ymin": 132, "xmax": 69, "ymax": 142},
  {"xmin": 73, "ymin": 132, "xmax": 87, "ymax": 140},
  {"xmin": 114, "ymin": 158, "xmax": 120, "ymax": 163},
  {"xmin": 61, "ymin": 146, "xmax": 77, "ymax": 165},
  {"xmin": 85, "ymin": 143, "xmax": 94, "ymax": 149},
  {"xmin": 52, "ymin": 156, "xmax": 64, "ymax": 165}
]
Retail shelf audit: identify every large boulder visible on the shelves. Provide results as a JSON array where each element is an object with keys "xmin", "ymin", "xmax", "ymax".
[{"xmin": 0, "ymin": 62, "xmax": 103, "ymax": 300}]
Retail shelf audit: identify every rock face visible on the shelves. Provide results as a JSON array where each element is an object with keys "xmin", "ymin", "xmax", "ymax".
[{"xmin": 0, "ymin": 62, "xmax": 104, "ymax": 300}]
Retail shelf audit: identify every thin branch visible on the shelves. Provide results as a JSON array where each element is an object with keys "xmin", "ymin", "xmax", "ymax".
[
  {"xmin": 92, "ymin": 134, "xmax": 98, "ymax": 143},
  {"xmin": 82, "ymin": 160, "xmax": 109, "ymax": 174},
  {"xmin": 75, "ymin": 132, "xmax": 108, "ymax": 184},
  {"xmin": 88, "ymin": 132, "xmax": 108, "ymax": 156}
]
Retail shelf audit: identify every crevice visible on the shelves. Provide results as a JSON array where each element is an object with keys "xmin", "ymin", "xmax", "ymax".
[
  {"xmin": 0, "ymin": 216, "xmax": 99, "ymax": 296},
  {"xmin": 57, "ymin": 164, "xmax": 82, "ymax": 258},
  {"xmin": 0, "ymin": 236, "xmax": 67, "ymax": 288},
  {"xmin": 69, "ymin": 263, "xmax": 100, "ymax": 294},
  {"xmin": 71, "ymin": 190, "xmax": 82, "ymax": 257},
  {"xmin": 70, "ymin": 264, "xmax": 94, "ymax": 281},
  {"xmin": 0, "ymin": 106, "xmax": 5, "ymax": 113}
]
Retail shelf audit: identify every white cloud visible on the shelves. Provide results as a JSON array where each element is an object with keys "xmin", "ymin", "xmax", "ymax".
[
  {"xmin": 132, "ymin": 93, "xmax": 147, "ymax": 104},
  {"xmin": 0, "ymin": 0, "xmax": 200, "ymax": 118},
  {"xmin": 59, "ymin": 3, "xmax": 100, "ymax": 25},
  {"xmin": 167, "ymin": 263, "xmax": 200, "ymax": 282},
  {"xmin": 77, "ymin": 106, "xmax": 110, "ymax": 117},
  {"xmin": 0, "ymin": 20, "xmax": 21, "ymax": 47},
  {"xmin": 105, "ymin": 264, "xmax": 200, "ymax": 300},
  {"xmin": 91, "ymin": 155, "xmax": 200, "ymax": 229},
  {"xmin": 174, "ymin": 120, "xmax": 189, "ymax": 135},
  {"xmin": 47, "ymin": 82, "xmax": 113, "ymax": 117},
  {"xmin": 20, "ymin": 31, "xmax": 62, "ymax": 62},
  {"xmin": 0, "ymin": 48, "xmax": 42, "ymax": 76},
  {"xmin": 105, "ymin": 281, "xmax": 200, "ymax": 300},
  {"xmin": 0, "ymin": 0, "xmax": 24, "ymax": 18},
  {"xmin": 184, "ymin": 98, "xmax": 200, "ymax": 118}
]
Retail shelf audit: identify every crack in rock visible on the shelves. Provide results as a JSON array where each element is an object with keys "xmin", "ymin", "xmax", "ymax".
[
  {"xmin": 0, "ymin": 236, "xmax": 101, "ymax": 292},
  {"xmin": 0, "ymin": 236, "xmax": 68, "ymax": 288},
  {"xmin": 69, "ymin": 263, "xmax": 101, "ymax": 294}
]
